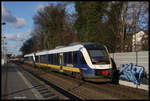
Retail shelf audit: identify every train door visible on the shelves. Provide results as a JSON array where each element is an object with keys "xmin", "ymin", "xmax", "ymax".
[{"xmin": 60, "ymin": 53, "xmax": 63, "ymax": 72}]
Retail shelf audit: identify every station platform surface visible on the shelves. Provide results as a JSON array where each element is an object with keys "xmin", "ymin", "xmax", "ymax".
[{"xmin": 1, "ymin": 63, "xmax": 42, "ymax": 100}]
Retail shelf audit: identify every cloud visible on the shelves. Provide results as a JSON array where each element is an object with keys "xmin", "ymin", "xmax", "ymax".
[
  {"xmin": 7, "ymin": 44, "xmax": 17, "ymax": 49},
  {"xmin": 2, "ymin": 4, "xmax": 26, "ymax": 28},
  {"xmin": 36, "ymin": 4, "xmax": 47, "ymax": 12},
  {"xmin": 27, "ymin": 29, "xmax": 32, "ymax": 34},
  {"xmin": 37, "ymin": 4, "xmax": 46, "ymax": 10},
  {"xmin": 5, "ymin": 30, "xmax": 30, "ymax": 41},
  {"xmin": 5, "ymin": 34, "xmax": 16, "ymax": 41},
  {"xmin": 9, "ymin": 17, "xmax": 26, "ymax": 28}
]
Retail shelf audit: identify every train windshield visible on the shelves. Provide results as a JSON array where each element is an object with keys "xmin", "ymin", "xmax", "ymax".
[{"xmin": 84, "ymin": 44, "xmax": 110, "ymax": 64}]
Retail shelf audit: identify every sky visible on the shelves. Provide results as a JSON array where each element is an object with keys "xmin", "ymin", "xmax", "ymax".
[
  {"xmin": 1, "ymin": 1, "xmax": 75, "ymax": 56},
  {"xmin": 1, "ymin": 1, "xmax": 148, "ymax": 56}
]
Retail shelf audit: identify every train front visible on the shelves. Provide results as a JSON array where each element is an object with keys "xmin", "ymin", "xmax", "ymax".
[{"xmin": 81, "ymin": 44, "xmax": 114, "ymax": 82}]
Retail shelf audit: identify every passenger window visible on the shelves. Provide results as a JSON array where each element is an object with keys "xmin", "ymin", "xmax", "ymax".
[
  {"xmin": 63, "ymin": 53, "xmax": 67, "ymax": 64},
  {"xmin": 51, "ymin": 54, "xmax": 53, "ymax": 64},
  {"xmin": 29, "ymin": 56, "xmax": 33, "ymax": 61},
  {"xmin": 53, "ymin": 54, "xmax": 56, "ymax": 65},
  {"xmin": 48, "ymin": 54, "xmax": 51, "ymax": 64},
  {"xmin": 56, "ymin": 54, "xmax": 59, "ymax": 65},
  {"xmin": 52, "ymin": 54, "xmax": 59, "ymax": 65},
  {"xmin": 73, "ymin": 51, "xmax": 78, "ymax": 64},
  {"xmin": 80, "ymin": 52, "xmax": 86, "ymax": 64},
  {"xmin": 40, "ymin": 55, "xmax": 45, "ymax": 63},
  {"xmin": 68, "ymin": 52, "xmax": 72, "ymax": 64}
]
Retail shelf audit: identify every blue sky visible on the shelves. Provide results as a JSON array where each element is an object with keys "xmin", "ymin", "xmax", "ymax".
[
  {"xmin": 2, "ymin": 1, "xmax": 148, "ymax": 56},
  {"xmin": 2, "ymin": 1, "xmax": 75, "ymax": 56}
]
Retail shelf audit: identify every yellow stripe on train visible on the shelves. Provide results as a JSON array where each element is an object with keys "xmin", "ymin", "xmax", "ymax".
[
  {"xmin": 62, "ymin": 66, "xmax": 80, "ymax": 72},
  {"xmin": 35, "ymin": 62, "xmax": 60, "ymax": 69},
  {"xmin": 47, "ymin": 64, "xmax": 60, "ymax": 69},
  {"xmin": 25, "ymin": 61, "xmax": 80, "ymax": 73},
  {"xmin": 24, "ymin": 61, "xmax": 33, "ymax": 64},
  {"xmin": 37, "ymin": 63, "xmax": 80, "ymax": 73}
]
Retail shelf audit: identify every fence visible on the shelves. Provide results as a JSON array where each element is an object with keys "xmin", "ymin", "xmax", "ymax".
[{"xmin": 110, "ymin": 51, "xmax": 149, "ymax": 74}]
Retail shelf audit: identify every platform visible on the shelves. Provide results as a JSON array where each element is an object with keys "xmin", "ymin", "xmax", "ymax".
[{"xmin": 1, "ymin": 63, "xmax": 43, "ymax": 99}]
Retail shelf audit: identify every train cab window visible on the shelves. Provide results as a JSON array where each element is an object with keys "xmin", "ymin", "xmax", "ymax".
[
  {"xmin": 80, "ymin": 52, "xmax": 86, "ymax": 64},
  {"xmin": 84, "ymin": 44, "xmax": 110, "ymax": 64},
  {"xmin": 73, "ymin": 51, "xmax": 78, "ymax": 64}
]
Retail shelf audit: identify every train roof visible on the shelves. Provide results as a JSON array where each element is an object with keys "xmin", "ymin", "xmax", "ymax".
[
  {"xmin": 35, "ymin": 44, "xmax": 84, "ymax": 56},
  {"xmin": 24, "ymin": 42, "xmax": 105, "ymax": 56},
  {"xmin": 24, "ymin": 53, "xmax": 34, "ymax": 57}
]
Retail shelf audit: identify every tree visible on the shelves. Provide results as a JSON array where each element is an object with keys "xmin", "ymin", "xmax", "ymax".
[
  {"xmin": 32, "ymin": 3, "xmax": 74, "ymax": 49},
  {"xmin": 20, "ymin": 3, "xmax": 79, "ymax": 54},
  {"xmin": 105, "ymin": 2, "xmax": 124, "ymax": 52},
  {"xmin": 74, "ymin": 2, "xmax": 87, "ymax": 42},
  {"xmin": 104, "ymin": 1, "xmax": 148, "ymax": 52},
  {"xmin": 74, "ymin": 1, "xmax": 108, "ymax": 43},
  {"xmin": 20, "ymin": 37, "xmax": 35, "ymax": 55},
  {"xmin": 74, "ymin": 1, "xmax": 119, "ymax": 52}
]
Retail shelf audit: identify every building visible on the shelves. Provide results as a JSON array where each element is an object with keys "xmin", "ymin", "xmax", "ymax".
[{"xmin": 132, "ymin": 30, "xmax": 148, "ymax": 51}]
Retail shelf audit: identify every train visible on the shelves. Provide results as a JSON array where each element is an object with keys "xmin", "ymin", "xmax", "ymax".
[{"xmin": 23, "ymin": 42, "xmax": 118, "ymax": 83}]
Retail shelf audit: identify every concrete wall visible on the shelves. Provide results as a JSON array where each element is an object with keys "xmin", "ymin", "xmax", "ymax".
[{"xmin": 110, "ymin": 51, "xmax": 149, "ymax": 74}]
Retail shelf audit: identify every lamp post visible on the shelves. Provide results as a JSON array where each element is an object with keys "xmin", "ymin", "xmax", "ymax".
[
  {"xmin": 2, "ymin": 22, "xmax": 7, "ymax": 64},
  {"xmin": 134, "ymin": 32, "xmax": 138, "ymax": 65},
  {"xmin": 1, "ymin": 22, "xmax": 6, "ymax": 53},
  {"xmin": 2, "ymin": 36, "xmax": 6, "ymax": 65}
]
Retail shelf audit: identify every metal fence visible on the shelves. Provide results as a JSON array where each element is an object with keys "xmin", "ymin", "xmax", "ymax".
[{"xmin": 110, "ymin": 51, "xmax": 149, "ymax": 74}]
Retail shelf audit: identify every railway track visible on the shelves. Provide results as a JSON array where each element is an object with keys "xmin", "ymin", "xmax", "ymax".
[{"xmin": 15, "ymin": 62, "xmax": 149, "ymax": 100}]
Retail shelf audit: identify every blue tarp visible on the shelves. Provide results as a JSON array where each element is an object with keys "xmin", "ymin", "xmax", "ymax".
[{"xmin": 120, "ymin": 63, "xmax": 145, "ymax": 85}]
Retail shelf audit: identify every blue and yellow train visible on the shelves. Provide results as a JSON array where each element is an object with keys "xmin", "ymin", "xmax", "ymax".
[{"xmin": 24, "ymin": 43, "xmax": 118, "ymax": 83}]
